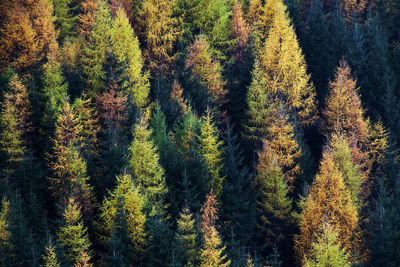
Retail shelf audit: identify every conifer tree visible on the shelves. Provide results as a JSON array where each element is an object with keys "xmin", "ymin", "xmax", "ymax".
[
  {"xmin": 42, "ymin": 245, "xmax": 60, "ymax": 267},
  {"xmin": 260, "ymin": 0, "xmax": 317, "ymax": 126},
  {"xmin": 129, "ymin": 118, "xmax": 167, "ymax": 204},
  {"xmin": 265, "ymin": 107, "xmax": 301, "ymax": 188},
  {"xmin": 81, "ymin": 0, "xmax": 113, "ymax": 95},
  {"xmin": 111, "ymin": 8, "xmax": 150, "ymax": 108},
  {"xmin": 176, "ymin": 207, "xmax": 199, "ymax": 266},
  {"xmin": 199, "ymin": 111, "xmax": 225, "ymax": 197},
  {"xmin": 100, "ymin": 174, "xmax": 146, "ymax": 264},
  {"xmin": 245, "ymin": 60, "xmax": 274, "ymax": 150},
  {"xmin": 295, "ymin": 150, "xmax": 359, "ymax": 263},
  {"xmin": 186, "ymin": 37, "xmax": 228, "ymax": 116},
  {"xmin": 77, "ymin": 0, "xmax": 98, "ymax": 39},
  {"xmin": 0, "ymin": 198, "xmax": 11, "ymax": 266},
  {"xmin": 231, "ymin": 1, "xmax": 250, "ymax": 63},
  {"xmin": 52, "ymin": 0, "xmax": 78, "ymax": 41},
  {"xmin": 200, "ymin": 191, "xmax": 230, "ymax": 267},
  {"xmin": 136, "ymin": 0, "xmax": 183, "ymax": 74},
  {"xmin": 0, "ymin": 75, "xmax": 32, "ymax": 186},
  {"xmin": 57, "ymin": 198, "xmax": 92, "ymax": 266},
  {"xmin": 255, "ymin": 142, "xmax": 294, "ymax": 262},
  {"xmin": 41, "ymin": 58, "xmax": 69, "ymax": 140},
  {"xmin": 304, "ymin": 224, "xmax": 351, "ymax": 267}
]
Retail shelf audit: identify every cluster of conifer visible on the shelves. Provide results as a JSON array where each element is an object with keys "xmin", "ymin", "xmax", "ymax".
[{"xmin": 0, "ymin": 0, "xmax": 399, "ymax": 266}]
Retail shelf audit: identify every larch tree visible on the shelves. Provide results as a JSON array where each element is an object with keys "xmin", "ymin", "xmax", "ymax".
[
  {"xmin": 77, "ymin": 0, "xmax": 98, "ymax": 39},
  {"xmin": 260, "ymin": 0, "xmax": 317, "ymax": 126},
  {"xmin": 199, "ymin": 111, "xmax": 225, "ymax": 198},
  {"xmin": 81, "ymin": 0, "xmax": 113, "ymax": 95},
  {"xmin": 41, "ymin": 58, "xmax": 69, "ymax": 141},
  {"xmin": 200, "ymin": 191, "xmax": 230, "ymax": 267},
  {"xmin": 48, "ymin": 101, "xmax": 94, "ymax": 218},
  {"xmin": 186, "ymin": 37, "xmax": 228, "ymax": 119},
  {"xmin": 176, "ymin": 207, "xmax": 199, "ymax": 267},
  {"xmin": 0, "ymin": 198, "xmax": 11, "ymax": 266},
  {"xmin": 0, "ymin": 74, "xmax": 33, "ymax": 191},
  {"xmin": 129, "ymin": 118, "xmax": 168, "ymax": 204},
  {"xmin": 322, "ymin": 60, "xmax": 371, "ymax": 193},
  {"xmin": 304, "ymin": 224, "xmax": 351, "ymax": 267},
  {"xmin": 295, "ymin": 150, "xmax": 359, "ymax": 264},
  {"xmin": 100, "ymin": 174, "xmax": 146, "ymax": 264},
  {"xmin": 42, "ymin": 245, "xmax": 60, "ymax": 267},
  {"xmin": 57, "ymin": 198, "xmax": 92, "ymax": 266},
  {"xmin": 136, "ymin": 0, "xmax": 183, "ymax": 75},
  {"xmin": 52, "ymin": 0, "xmax": 78, "ymax": 41},
  {"xmin": 265, "ymin": 107, "xmax": 301, "ymax": 189},
  {"xmin": 231, "ymin": 1, "xmax": 250, "ymax": 63},
  {"xmin": 255, "ymin": 142, "xmax": 294, "ymax": 256},
  {"xmin": 111, "ymin": 8, "xmax": 150, "ymax": 109}
]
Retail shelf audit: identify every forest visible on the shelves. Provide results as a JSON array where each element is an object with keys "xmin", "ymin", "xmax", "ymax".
[{"xmin": 0, "ymin": 0, "xmax": 400, "ymax": 266}]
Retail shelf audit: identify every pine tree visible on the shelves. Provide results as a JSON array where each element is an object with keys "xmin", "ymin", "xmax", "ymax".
[
  {"xmin": 100, "ymin": 174, "xmax": 146, "ymax": 264},
  {"xmin": 199, "ymin": 111, "xmax": 225, "ymax": 197},
  {"xmin": 129, "ymin": 118, "xmax": 167, "ymax": 204},
  {"xmin": 255, "ymin": 142, "xmax": 294, "ymax": 259},
  {"xmin": 111, "ymin": 8, "xmax": 150, "ymax": 108},
  {"xmin": 260, "ymin": 0, "xmax": 317, "ymax": 126},
  {"xmin": 295, "ymin": 150, "xmax": 359, "ymax": 263},
  {"xmin": 42, "ymin": 245, "xmax": 61, "ymax": 267},
  {"xmin": 200, "ymin": 191, "xmax": 230, "ymax": 267},
  {"xmin": 185, "ymin": 37, "xmax": 228, "ymax": 116},
  {"xmin": 176, "ymin": 207, "xmax": 199, "ymax": 266},
  {"xmin": 57, "ymin": 198, "xmax": 92, "ymax": 266},
  {"xmin": 136, "ymin": 0, "xmax": 183, "ymax": 74},
  {"xmin": 304, "ymin": 224, "xmax": 351, "ymax": 267}
]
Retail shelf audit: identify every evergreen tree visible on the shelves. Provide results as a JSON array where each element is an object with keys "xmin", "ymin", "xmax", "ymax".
[
  {"xmin": 304, "ymin": 224, "xmax": 351, "ymax": 267},
  {"xmin": 42, "ymin": 245, "xmax": 61, "ymax": 267},
  {"xmin": 199, "ymin": 111, "xmax": 225, "ymax": 197},
  {"xmin": 295, "ymin": 150, "xmax": 359, "ymax": 263},
  {"xmin": 129, "ymin": 118, "xmax": 168, "ymax": 204},
  {"xmin": 111, "ymin": 8, "xmax": 150, "ymax": 108},
  {"xmin": 260, "ymin": 0, "xmax": 317, "ymax": 126},
  {"xmin": 57, "ymin": 198, "xmax": 92, "ymax": 266},
  {"xmin": 176, "ymin": 207, "xmax": 199, "ymax": 267},
  {"xmin": 100, "ymin": 174, "xmax": 146, "ymax": 265}
]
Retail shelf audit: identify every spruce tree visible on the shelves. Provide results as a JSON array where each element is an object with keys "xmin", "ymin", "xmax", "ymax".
[
  {"xmin": 259, "ymin": 0, "xmax": 317, "ymax": 126},
  {"xmin": 57, "ymin": 198, "xmax": 92, "ymax": 266}
]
